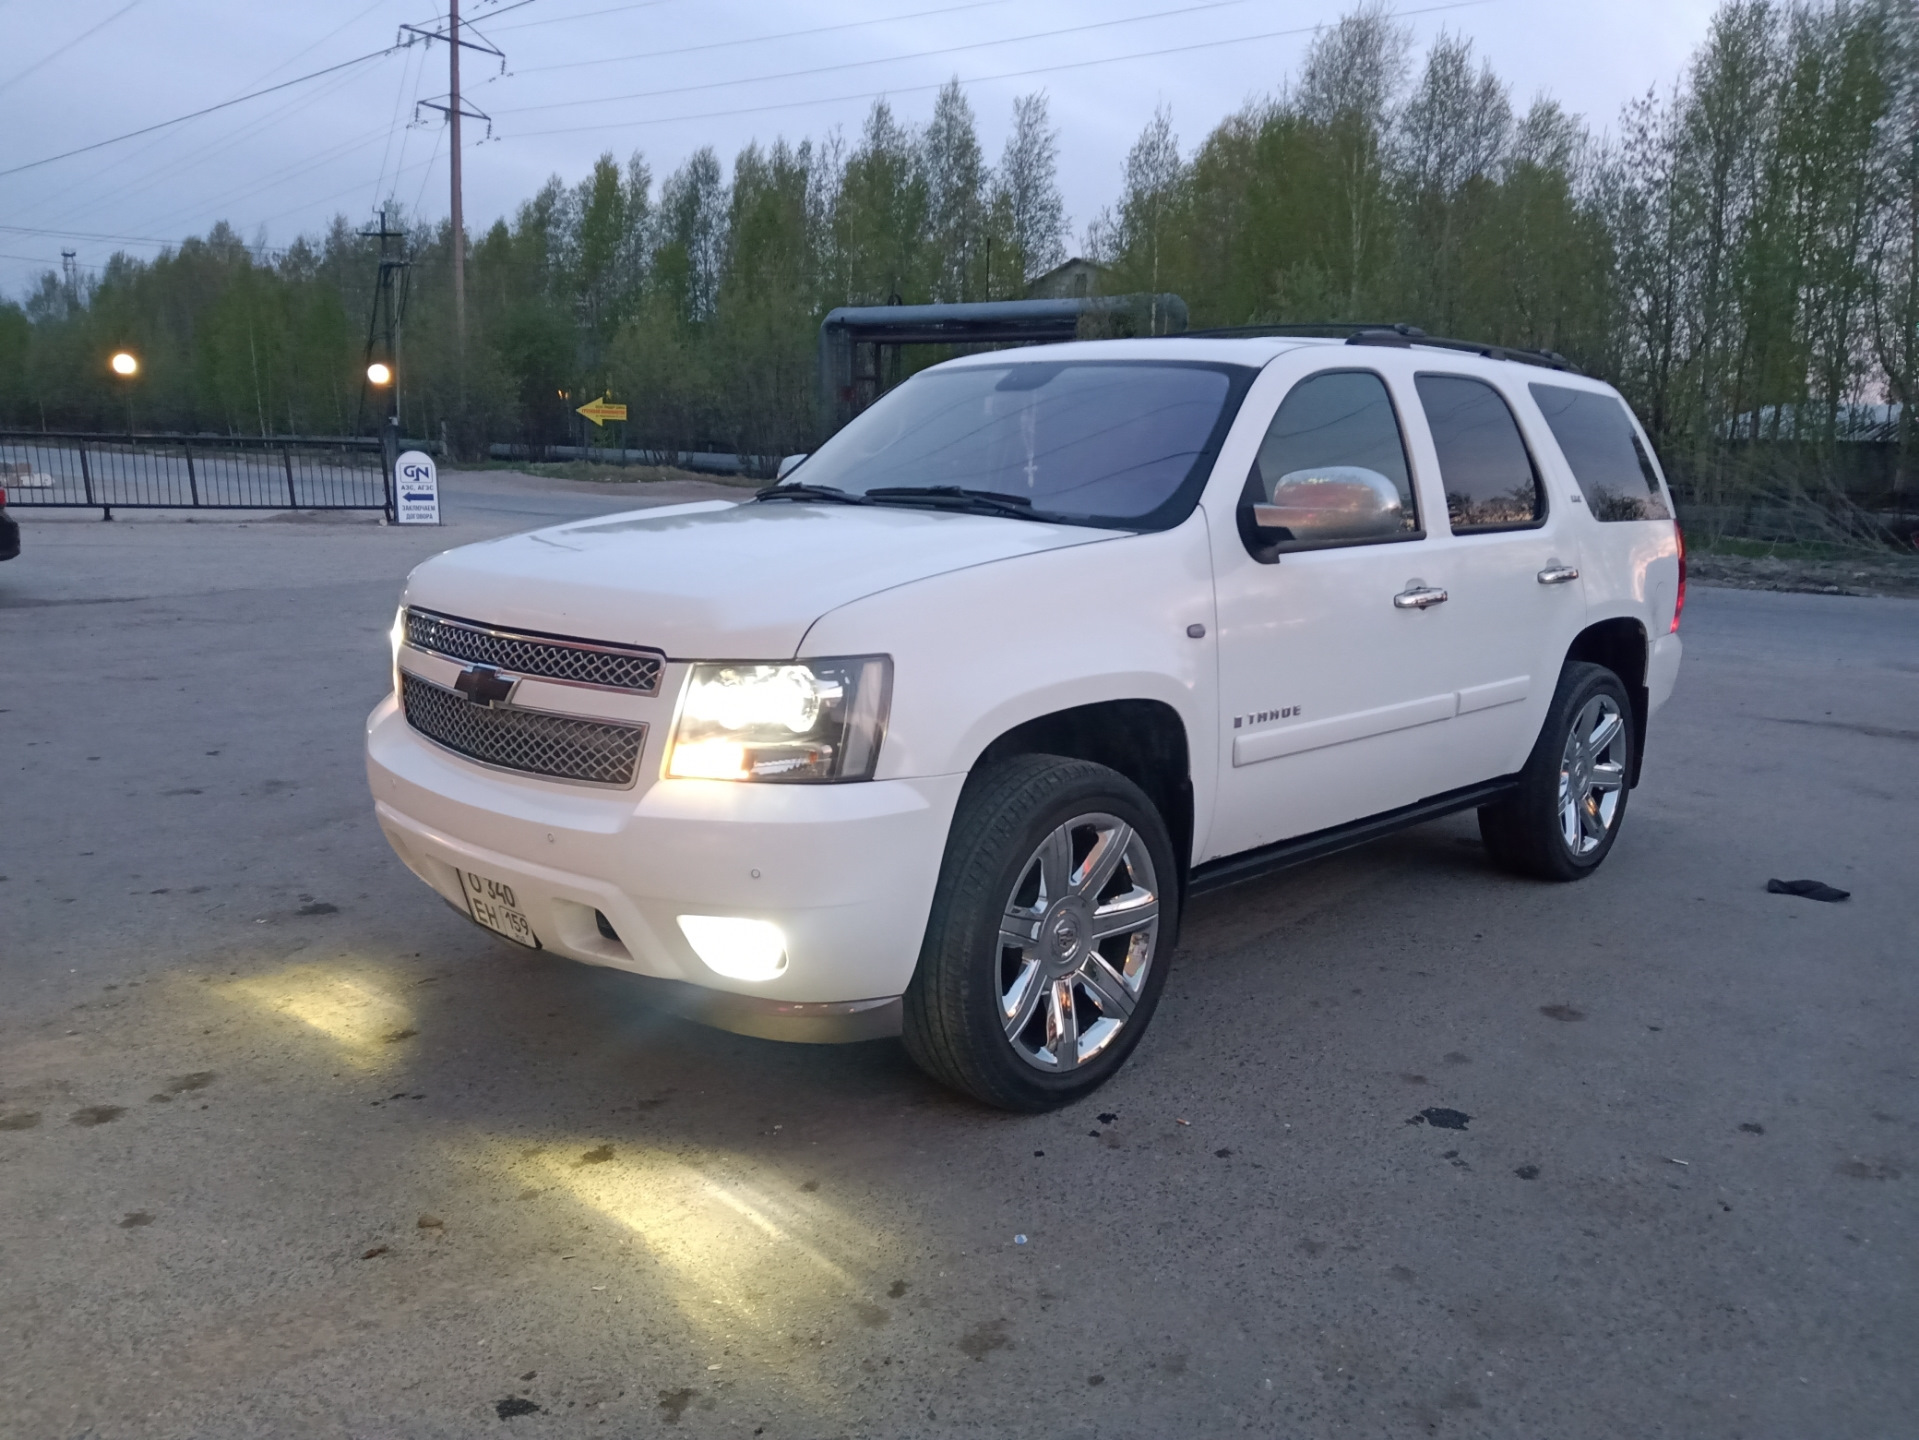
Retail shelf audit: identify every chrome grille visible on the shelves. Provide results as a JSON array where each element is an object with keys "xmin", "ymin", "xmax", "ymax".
[
  {"xmin": 401, "ymin": 673, "xmax": 646, "ymax": 786},
  {"xmin": 404, "ymin": 607, "xmax": 663, "ymax": 694}
]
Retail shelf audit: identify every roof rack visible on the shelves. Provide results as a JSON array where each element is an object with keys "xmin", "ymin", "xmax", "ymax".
[
  {"xmin": 1182, "ymin": 321, "xmax": 1418, "ymax": 339},
  {"xmin": 1346, "ymin": 328, "xmax": 1577, "ymax": 372},
  {"xmin": 1179, "ymin": 320, "xmax": 1579, "ymax": 373}
]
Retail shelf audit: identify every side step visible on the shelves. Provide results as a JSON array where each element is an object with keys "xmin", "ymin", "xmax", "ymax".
[{"xmin": 1187, "ymin": 776, "xmax": 1519, "ymax": 897}]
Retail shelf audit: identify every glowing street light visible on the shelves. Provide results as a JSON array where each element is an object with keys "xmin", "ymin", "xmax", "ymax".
[
  {"xmin": 109, "ymin": 351, "xmax": 139, "ymax": 377},
  {"xmin": 366, "ymin": 361, "xmax": 393, "ymax": 386}
]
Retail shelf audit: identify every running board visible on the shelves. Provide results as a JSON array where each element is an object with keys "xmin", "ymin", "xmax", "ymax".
[{"xmin": 1187, "ymin": 776, "xmax": 1520, "ymax": 897}]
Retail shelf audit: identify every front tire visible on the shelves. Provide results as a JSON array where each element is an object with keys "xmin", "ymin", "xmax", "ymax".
[
  {"xmin": 902, "ymin": 755, "xmax": 1178, "ymax": 1111},
  {"xmin": 1479, "ymin": 661, "xmax": 1634, "ymax": 882}
]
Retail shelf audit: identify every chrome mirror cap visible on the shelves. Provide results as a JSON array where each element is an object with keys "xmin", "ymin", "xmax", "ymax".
[{"xmin": 1253, "ymin": 466, "xmax": 1403, "ymax": 541}]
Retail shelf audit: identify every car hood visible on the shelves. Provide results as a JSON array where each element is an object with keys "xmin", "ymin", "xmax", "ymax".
[{"xmin": 402, "ymin": 499, "xmax": 1119, "ymax": 657}]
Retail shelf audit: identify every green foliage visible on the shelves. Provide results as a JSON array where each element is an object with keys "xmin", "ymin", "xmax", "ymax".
[{"xmin": 4, "ymin": 2, "xmax": 1912, "ymax": 500}]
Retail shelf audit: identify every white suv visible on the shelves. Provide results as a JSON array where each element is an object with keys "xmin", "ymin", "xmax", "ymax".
[{"xmin": 366, "ymin": 334, "xmax": 1684, "ymax": 1110}]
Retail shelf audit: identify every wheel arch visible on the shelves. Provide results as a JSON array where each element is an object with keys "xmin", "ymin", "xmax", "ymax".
[
  {"xmin": 973, "ymin": 699, "xmax": 1195, "ymax": 894},
  {"xmin": 1564, "ymin": 617, "xmax": 1650, "ymax": 786}
]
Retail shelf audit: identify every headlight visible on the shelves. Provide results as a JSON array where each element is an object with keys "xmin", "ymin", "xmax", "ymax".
[{"xmin": 667, "ymin": 656, "xmax": 891, "ymax": 782}]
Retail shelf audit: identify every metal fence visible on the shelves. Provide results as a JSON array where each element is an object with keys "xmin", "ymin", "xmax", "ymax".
[{"xmin": 0, "ymin": 433, "xmax": 393, "ymax": 517}]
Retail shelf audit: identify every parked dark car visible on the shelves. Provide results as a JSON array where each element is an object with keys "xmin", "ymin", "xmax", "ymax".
[{"xmin": 0, "ymin": 486, "xmax": 18, "ymax": 562}]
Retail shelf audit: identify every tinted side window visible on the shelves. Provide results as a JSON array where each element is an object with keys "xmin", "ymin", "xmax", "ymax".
[
  {"xmin": 1414, "ymin": 374, "xmax": 1544, "ymax": 531},
  {"xmin": 1529, "ymin": 384, "xmax": 1672, "ymax": 521},
  {"xmin": 1238, "ymin": 370, "xmax": 1419, "ymax": 557}
]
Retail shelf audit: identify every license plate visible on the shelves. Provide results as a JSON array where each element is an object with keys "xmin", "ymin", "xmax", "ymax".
[{"xmin": 460, "ymin": 870, "xmax": 540, "ymax": 949}]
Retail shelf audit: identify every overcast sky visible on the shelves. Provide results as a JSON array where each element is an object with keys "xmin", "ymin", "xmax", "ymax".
[{"xmin": 0, "ymin": 0, "xmax": 1723, "ymax": 300}]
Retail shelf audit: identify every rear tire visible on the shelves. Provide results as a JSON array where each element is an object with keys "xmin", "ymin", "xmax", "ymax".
[
  {"xmin": 902, "ymin": 755, "xmax": 1178, "ymax": 1111},
  {"xmin": 1479, "ymin": 661, "xmax": 1634, "ymax": 882}
]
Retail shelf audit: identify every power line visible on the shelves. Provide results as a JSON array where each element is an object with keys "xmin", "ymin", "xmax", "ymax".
[
  {"xmin": 0, "ymin": 223, "xmax": 196, "ymax": 246},
  {"xmin": 0, "ymin": 250, "xmax": 101, "ymax": 271},
  {"xmin": 19, "ymin": 10, "xmax": 400, "ymax": 225},
  {"xmin": 372, "ymin": 37, "xmax": 433, "ymax": 211},
  {"xmin": 0, "ymin": 129, "xmax": 458, "ymax": 279},
  {"xmin": 42, "ymin": 62, "xmax": 389, "ymax": 234},
  {"xmin": 512, "ymin": 0, "xmax": 1019, "ymax": 76},
  {"xmin": 487, "ymin": 0, "xmax": 673, "ymax": 33},
  {"xmin": 505, "ymin": 0, "xmax": 1493, "ymax": 138},
  {"xmin": 0, "ymin": 0, "xmax": 147, "ymax": 98},
  {"xmin": 256, "ymin": 135, "xmax": 457, "ymax": 231},
  {"xmin": 453, "ymin": 0, "xmax": 544, "ymax": 25},
  {"xmin": 249, "ymin": 0, "xmax": 395, "ymax": 88},
  {"xmin": 137, "ymin": 119, "xmax": 404, "ymax": 238},
  {"xmin": 411, "ymin": 125, "xmax": 448, "ymax": 220},
  {"xmin": 0, "ymin": 221, "xmax": 292, "ymax": 254},
  {"xmin": 495, "ymin": 0, "xmax": 1285, "ymax": 117},
  {"xmin": 0, "ymin": 44, "xmax": 402, "ymax": 178}
]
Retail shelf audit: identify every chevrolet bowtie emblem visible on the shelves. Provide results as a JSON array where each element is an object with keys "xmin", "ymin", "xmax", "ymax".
[{"xmin": 453, "ymin": 664, "xmax": 519, "ymax": 706}]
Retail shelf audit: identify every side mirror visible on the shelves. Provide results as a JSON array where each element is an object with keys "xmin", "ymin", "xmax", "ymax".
[
  {"xmin": 1251, "ymin": 466, "xmax": 1404, "ymax": 544},
  {"xmin": 776, "ymin": 453, "xmax": 809, "ymax": 479}
]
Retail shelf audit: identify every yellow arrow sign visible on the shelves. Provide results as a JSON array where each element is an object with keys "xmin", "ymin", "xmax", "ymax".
[{"xmin": 576, "ymin": 397, "xmax": 627, "ymax": 426}]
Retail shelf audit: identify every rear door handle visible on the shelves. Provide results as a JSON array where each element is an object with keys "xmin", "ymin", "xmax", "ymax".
[
  {"xmin": 1393, "ymin": 585, "xmax": 1449, "ymax": 610},
  {"xmin": 1537, "ymin": 565, "xmax": 1580, "ymax": 585}
]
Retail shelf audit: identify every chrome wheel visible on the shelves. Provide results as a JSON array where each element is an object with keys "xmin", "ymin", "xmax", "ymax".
[
  {"xmin": 996, "ymin": 811, "xmax": 1160, "ymax": 1073},
  {"xmin": 1559, "ymin": 694, "xmax": 1627, "ymax": 856}
]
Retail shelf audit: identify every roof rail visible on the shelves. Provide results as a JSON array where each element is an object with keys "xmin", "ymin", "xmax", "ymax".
[
  {"xmin": 1348, "ymin": 329, "xmax": 1578, "ymax": 373},
  {"xmin": 1182, "ymin": 321, "xmax": 1423, "ymax": 339},
  {"xmin": 1177, "ymin": 319, "xmax": 1579, "ymax": 373}
]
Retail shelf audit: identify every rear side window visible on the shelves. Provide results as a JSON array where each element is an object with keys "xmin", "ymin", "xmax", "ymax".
[
  {"xmin": 1238, "ymin": 370, "xmax": 1420, "ymax": 557},
  {"xmin": 1414, "ymin": 374, "xmax": 1544, "ymax": 531},
  {"xmin": 1529, "ymin": 384, "xmax": 1672, "ymax": 522}
]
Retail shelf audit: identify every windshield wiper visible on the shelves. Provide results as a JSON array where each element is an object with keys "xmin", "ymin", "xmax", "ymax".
[
  {"xmin": 864, "ymin": 485, "xmax": 1044, "ymax": 520},
  {"xmin": 754, "ymin": 482, "xmax": 873, "ymax": 505}
]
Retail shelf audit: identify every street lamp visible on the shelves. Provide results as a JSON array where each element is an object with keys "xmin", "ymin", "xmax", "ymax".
[
  {"xmin": 109, "ymin": 350, "xmax": 140, "ymax": 433},
  {"xmin": 366, "ymin": 361, "xmax": 393, "ymax": 386}
]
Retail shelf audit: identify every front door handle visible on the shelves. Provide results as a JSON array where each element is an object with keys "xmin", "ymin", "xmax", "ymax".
[
  {"xmin": 1537, "ymin": 565, "xmax": 1580, "ymax": 585},
  {"xmin": 1393, "ymin": 585, "xmax": 1449, "ymax": 610}
]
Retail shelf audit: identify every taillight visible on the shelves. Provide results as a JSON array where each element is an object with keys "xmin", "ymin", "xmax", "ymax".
[
  {"xmin": 0, "ymin": 487, "xmax": 8, "ymax": 506},
  {"xmin": 1670, "ymin": 523, "xmax": 1686, "ymax": 633}
]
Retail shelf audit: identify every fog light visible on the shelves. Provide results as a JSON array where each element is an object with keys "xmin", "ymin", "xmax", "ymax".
[{"xmin": 677, "ymin": 915, "xmax": 787, "ymax": 981}]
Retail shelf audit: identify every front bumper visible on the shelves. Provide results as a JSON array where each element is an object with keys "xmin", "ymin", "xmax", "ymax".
[{"xmin": 366, "ymin": 694, "xmax": 965, "ymax": 1040}]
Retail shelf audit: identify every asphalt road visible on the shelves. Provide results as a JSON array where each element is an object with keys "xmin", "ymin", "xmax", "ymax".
[{"xmin": 2, "ymin": 474, "xmax": 1914, "ymax": 1439}]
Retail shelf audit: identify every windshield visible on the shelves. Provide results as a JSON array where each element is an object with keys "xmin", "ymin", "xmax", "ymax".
[{"xmin": 783, "ymin": 360, "xmax": 1250, "ymax": 527}]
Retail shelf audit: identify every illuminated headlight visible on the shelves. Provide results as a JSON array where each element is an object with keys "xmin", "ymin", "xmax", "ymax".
[
  {"xmin": 667, "ymin": 656, "xmax": 891, "ymax": 782},
  {"xmin": 678, "ymin": 915, "xmax": 787, "ymax": 981}
]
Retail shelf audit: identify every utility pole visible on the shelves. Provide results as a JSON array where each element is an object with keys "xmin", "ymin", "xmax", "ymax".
[
  {"xmin": 449, "ymin": 0, "xmax": 464, "ymax": 353},
  {"xmin": 401, "ymin": 7, "xmax": 501, "ymax": 452},
  {"xmin": 358, "ymin": 208, "xmax": 412, "ymax": 517}
]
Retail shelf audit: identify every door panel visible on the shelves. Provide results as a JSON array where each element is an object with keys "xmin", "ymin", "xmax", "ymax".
[
  {"xmin": 1402, "ymin": 372, "xmax": 1591, "ymax": 780},
  {"xmin": 1204, "ymin": 365, "xmax": 1470, "ymax": 860},
  {"xmin": 1210, "ymin": 541, "xmax": 1476, "ymax": 856}
]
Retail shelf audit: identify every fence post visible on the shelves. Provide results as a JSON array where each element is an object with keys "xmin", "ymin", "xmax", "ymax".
[
  {"xmin": 282, "ymin": 446, "xmax": 297, "ymax": 508},
  {"xmin": 184, "ymin": 441, "xmax": 200, "ymax": 506},
  {"xmin": 77, "ymin": 438, "xmax": 105, "ymax": 519}
]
